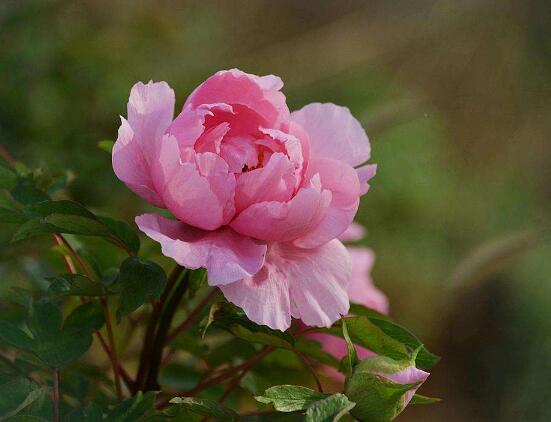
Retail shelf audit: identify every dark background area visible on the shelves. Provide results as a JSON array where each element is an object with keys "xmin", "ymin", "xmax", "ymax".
[{"xmin": 1, "ymin": 1, "xmax": 550, "ymax": 420}]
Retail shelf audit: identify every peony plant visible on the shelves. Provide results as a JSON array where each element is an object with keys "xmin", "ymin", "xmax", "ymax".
[{"xmin": 0, "ymin": 69, "xmax": 439, "ymax": 421}]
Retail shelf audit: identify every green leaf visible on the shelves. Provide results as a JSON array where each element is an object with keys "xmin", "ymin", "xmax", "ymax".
[
  {"xmin": 342, "ymin": 319, "xmax": 358, "ymax": 375},
  {"xmin": 66, "ymin": 402, "xmax": 104, "ymax": 421},
  {"xmin": 305, "ymin": 393, "xmax": 356, "ymax": 422},
  {"xmin": 345, "ymin": 372, "xmax": 420, "ymax": 422},
  {"xmin": 0, "ymin": 164, "xmax": 17, "ymax": 190},
  {"xmin": 255, "ymin": 385, "xmax": 327, "ymax": 412},
  {"xmin": 4, "ymin": 300, "xmax": 105, "ymax": 367},
  {"xmin": 204, "ymin": 302, "xmax": 294, "ymax": 349},
  {"xmin": 97, "ymin": 140, "xmax": 114, "ymax": 153},
  {"xmin": 106, "ymin": 391, "xmax": 158, "ymax": 421},
  {"xmin": 168, "ymin": 397, "xmax": 239, "ymax": 421},
  {"xmin": 47, "ymin": 274, "xmax": 105, "ymax": 297},
  {"xmin": 0, "ymin": 376, "xmax": 42, "ymax": 418},
  {"xmin": 367, "ymin": 318, "xmax": 439, "ymax": 370},
  {"xmin": 12, "ymin": 200, "xmax": 139, "ymax": 254},
  {"xmin": 10, "ymin": 179, "xmax": 50, "ymax": 205},
  {"xmin": 0, "ymin": 207, "xmax": 27, "ymax": 224},
  {"xmin": 241, "ymin": 414, "xmax": 303, "ymax": 421},
  {"xmin": 115, "ymin": 257, "xmax": 167, "ymax": 321},
  {"xmin": 4, "ymin": 416, "xmax": 49, "ymax": 421},
  {"xmin": 409, "ymin": 394, "xmax": 441, "ymax": 405},
  {"xmin": 294, "ymin": 338, "xmax": 339, "ymax": 369}
]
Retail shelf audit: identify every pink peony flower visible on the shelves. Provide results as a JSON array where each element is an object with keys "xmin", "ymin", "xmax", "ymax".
[{"xmin": 112, "ymin": 69, "xmax": 375, "ymax": 330}]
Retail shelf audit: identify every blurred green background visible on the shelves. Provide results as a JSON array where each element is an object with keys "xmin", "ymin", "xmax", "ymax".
[{"xmin": 1, "ymin": 1, "xmax": 549, "ymax": 420}]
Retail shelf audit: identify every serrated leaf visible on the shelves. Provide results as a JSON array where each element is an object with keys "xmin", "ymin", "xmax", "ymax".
[
  {"xmin": 168, "ymin": 397, "xmax": 239, "ymax": 421},
  {"xmin": 409, "ymin": 394, "xmax": 441, "ymax": 405},
  {"xmin": 255, "ymin": 385, "xmax": 327, "ymax": 412},
  {"xmin": 106, "ymin": 391, "xmax": 158, "ymax": 421},
  {"xmin": 115, "ymin": 257, "xmax": 167, "ymax": 321},
  {"xmin": 305, "ymin": 393, "xmax": 356, "ymax": 422},
  {"xmin": 204, "ymin": 302, "xmax": 294, "ymax": 349},
  {"xmin": 47, "ymin": 274, "xmax": 105, "ymax": 297}
]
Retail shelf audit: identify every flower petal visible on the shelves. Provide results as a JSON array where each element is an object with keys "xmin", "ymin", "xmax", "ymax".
[
  {"xmin": 230, "ymin": 176, "xmax": 331, "ymax": 243},
  {"xmin": 221, "ymin": 240, "xmax": 350, "ymax": 330},
  {"xmin": 291, "ymin": 103, "xmax": 370, "ymax": 167},
  {"xmin": 382, "ymin": 365, "xmax": 430, "ymax": 407},
  {"xmin": 135, "ymin": 213, "xmax": 266, "ymax": 285},
  {"xmin": 339, "ymin": 222, "xmax": 366, "ymax": 242},
  {"xmin": 112, "ymin": 81, "xmax": 175, "ymax": 207},
  {"xmin": 151, "ymin": 136, "xmax": 235, "ymax": 230},
  {"xmin": 293, "ymin": 157, "xmax": 360, "ymax": 248},
  {"xmin": 347, "ymin": 247, "xmax": 389, "ymax": 315},
  {"xmin": 184, "ymin": 69, "xmax": 290, "ymax": 129},
  {"xmin": 356, "ymin": 163, "xmax": 377, "ymax": 195}
]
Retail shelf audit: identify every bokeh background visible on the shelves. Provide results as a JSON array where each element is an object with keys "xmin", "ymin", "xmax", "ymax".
[{"xmin": 1, "ymin": 1, "xmax": 549, "ymax": 420}]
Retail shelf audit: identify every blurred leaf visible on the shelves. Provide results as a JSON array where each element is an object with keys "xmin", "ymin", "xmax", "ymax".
[
  {"xmin": 97, "ymin": 140, "xmax": 114, "ymax": 154},
  {"xmin": 255, "ymin": 385, "xmax": 327, "ymax": 412},
  {"xmin": 342, "ymin": 319, "xmax": 358, "ymax": 375},
  {"xmin": 294, "ymin": 338, "xmax": 339, "ymax": 369},
  {"xmin": 168, "ymin": 397, "xmax": 239, "ymax": 421},
  {"xmin": 66, "ymin": 402, "xmax": 104, "ymax": 421},
  {"xmin": 0, "ymin": 376, "xmax": 43, "ymax": 418},
  {"xmin": 241, "ymin": 414, "xmax": 303, "ymax": 421},
  {"xmin": 204, "ymin": 302, "xmax": 294, "ymax": 349},
  {"xmin": 0, "ymin": 301, "xmax": 104, "ymax": 367},
  {"xmin": 170, "ymin": 332, "xmax": 208, "ymax": 359},
  {"xmin": 0, "ymin": 207, "xmax": 27, "ymax": 224},
  {"xmin": 304, "ymin": 393, "xmax": 355, "ymax": 422},
  {"xmin": 10, "ymin": 179, "xmax": 50, "ymax": 205},
  {"xmin": 106, "ymin": 391, "xmax": 158, "ymax": 421},
  {"xmin": 11, "ymin": 200, "xmax": 139, "ymax": 254},
  {"xmin": 115, "ymin": 257, "xmax": 167, "ymax": 321},
  {"xmin": 409, "ymin": 394, "xmax": 441, "ymax": 405},
  {"xmin": 3, "ymin": 416, "xmax": 49, "ymax": 421},
  {"xmin": 0, "ymin": 164, "xmax": 17, "ymax": 190},
  {"xmin": 47, "ymin": 274, "xmax": 105, "ymax": 297}
]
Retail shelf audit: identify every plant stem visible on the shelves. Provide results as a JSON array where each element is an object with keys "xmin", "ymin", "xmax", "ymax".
[
  {"xmin": 166, "ymin": 287, "xmax": 217, "ymax": 344},
  {"xmin": 144, "ymin": 271, "xmax": 191, "ymax": 391},
  {"xmin": 135, "ymin": 266, "xmax": 184, "ymax": 392},
  {"xmin": 218, "ymin": 346, "xmax": 273, "ymax": 403},
  {"xmin": 100, "ymin": 296, "xmax": 123, "ymax": 399},
  {"xmin": 52, "ymin": 368, "xmax": 60, "ymax": 422}
]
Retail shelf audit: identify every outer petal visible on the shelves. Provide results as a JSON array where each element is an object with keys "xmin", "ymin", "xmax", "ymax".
[
  {"xmin": 220, "ymin": 240, "xmax": 351, "ymax": 330},
  {"xmin": 112, "ymin": 81, "xmax": 175, "ymax": 207},
  {"xmin": 151, "ymin": 135, "xmax": 235, "ymax": 230},
  {"xmin": 293, "ymin": 157, "xmax": 360, "ymax": 249},
  {"xmin": 347, "ymin": 247, "xmax": 389, "ymax": 315},
  {"xmin": 356, "ymin": 163, "xmax": 377, "ymax": 195},
  {"xmin": 230, "ymin": 176, "xmax": 331, "ymax": 243},
  {"xmin": 184, "ymin": 69, "xmax": 290, "ymax": 129},
  {"xmin": 339, "ymin": 222, "xmax": 366, "ymax": 242},
  {"xmin": 291, "ymin": 103, "xmax": 370, "ymax": 167},
  {"xmin": 135, "ymin": 213, "xmax": 266, "ymax": 285}
]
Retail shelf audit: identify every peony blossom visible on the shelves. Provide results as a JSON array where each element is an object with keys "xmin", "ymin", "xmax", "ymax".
[{"xmin": 112, "ymin": 69, "xmax": 375, "ymax": 330}]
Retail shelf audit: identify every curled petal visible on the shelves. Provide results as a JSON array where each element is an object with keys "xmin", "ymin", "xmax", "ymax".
[
  {"xmin": 356, "ymin": 163, "xmax": 377, "ymax": 195},
  {"xmin": 230, "ymin": 176, "xmax": 331, "ymax": 243},
  {"xmin": 339, "ymin": 222, "xmax": 366, "ymax": 242},
  {"xmin": 291, "ymin": 103, "xmax": 370, "ymax": 167},
  {"xmin": 112, "ymin": 81, "xmax": 175, "ymax": 207},
  {"xmin": 151, "ymin": 136, "xmax": 235, "ymax": 230},
  {"xmin": 382, "ymin": 365, "xmax": 430, "ymax": 406},
  {"xmin": 221, "ymin": 240, "xmax": 351, "ymax": 330},
  {"xmin": 293, "ymin": 157, "xmax": 360, "ymax": 248},
  {"xmin": 184, "ymin": 69, "xmax": 290, "ymax": 129},
  {"xmin": 135, "ymin": 213, "xmax": 266, "ymax": 286}
]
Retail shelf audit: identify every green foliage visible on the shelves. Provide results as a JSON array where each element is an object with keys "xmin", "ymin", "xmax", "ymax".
[
  {"xmin": 47, "ymin": 274, "xmax": 105, "ymax": 297},
  {"xmin": 255, "ymin": 385, "xmax": 328, "ymax": 412},
  {"xmin": 204, "ymin": 302, "xmax": 295, "ymax": 349},
  {"xmin": 105, "ymin": 392, "xmax": 159, "ymax": 421},
  {"xmin": 168, "ymin": 397, "xmax": 239, "ymax": 421},
  {"xmin": 0, "ymin": 300, "xmax": 104, "ymax": 367},
  {"xmin": 114, "ymin": 257, "xmax": 167, "ymax": 321},
  {"xmin": 304, "ymin": 393, "xmax": 356, "ymax": 422},
  {"xmin": 0, "ymin": 375, "xmax": 45, "ymax": 418}
]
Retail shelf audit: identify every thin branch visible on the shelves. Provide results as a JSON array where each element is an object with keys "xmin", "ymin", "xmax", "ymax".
[
  {"xmin": 166, "ymin": 287, "xmax": 216, "ymax": 344},
  {"xmin": 295, "ymin": 350, "xmax": 323, "ymax": 392},
  {"xmin": 52, "ymin": 368, "xmax": 60, "ymax": 422}
]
